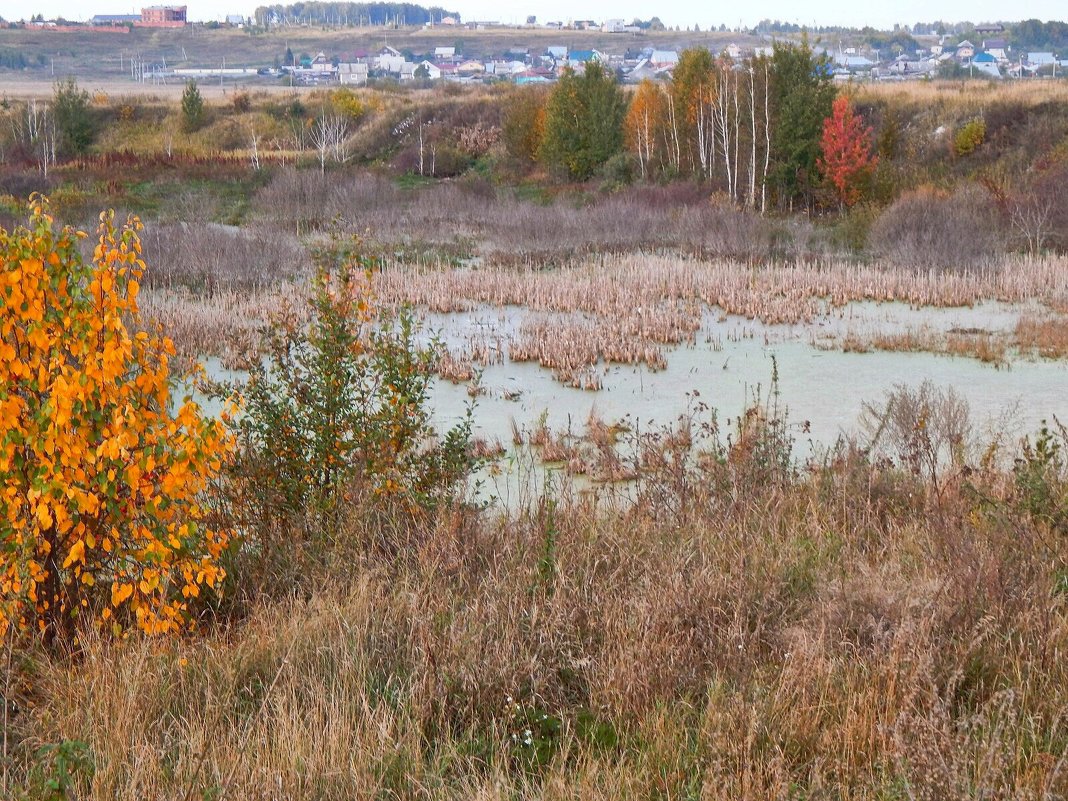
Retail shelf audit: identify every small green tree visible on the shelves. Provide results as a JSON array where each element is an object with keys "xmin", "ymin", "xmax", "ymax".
[
  {"xmin": 180, "ymin": 80, "xmax": 205, "ymax": 133},
  {"xmin": 227, "ymin": 239, "xmax": 474, "ymax": 546},
  {"xmin": 540, "ymin": 61, "xmax": 626, "ymax": 180},
  {"xmin": 52, "ymin": 77, "xmax": 95, "ymax": 156}
]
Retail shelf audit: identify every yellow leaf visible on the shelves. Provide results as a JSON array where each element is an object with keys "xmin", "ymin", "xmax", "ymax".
[
  {"xmin": 62, "ymin": 539, "xmax": 86, "ymax": 569},
  {"xmin": 111, "ymin": 582, "xmax": 133, "ymax": 607}
]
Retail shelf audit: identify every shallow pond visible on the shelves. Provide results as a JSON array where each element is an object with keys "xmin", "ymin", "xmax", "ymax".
[
  {"xmin": 194, "ymin": 298, "xmax": 1067, "ymax": 500},
  {"xmin": 424, "ymin": 300, "xmax": 1067, "ymax": 458}
]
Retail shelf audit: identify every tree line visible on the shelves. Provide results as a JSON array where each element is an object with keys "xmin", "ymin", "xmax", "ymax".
[
  {"xmin": 505, "ymin": 41, "xmax": 874, "ymax": 213},
  {"xmin": 253, "ymin": 2, "xmax": 460, "ymax": 27}
]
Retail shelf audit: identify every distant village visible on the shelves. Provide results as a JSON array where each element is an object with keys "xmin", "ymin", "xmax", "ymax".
[{"xmin": 10, "ymin": 8, "xmax": 1067, "ymax": 85}]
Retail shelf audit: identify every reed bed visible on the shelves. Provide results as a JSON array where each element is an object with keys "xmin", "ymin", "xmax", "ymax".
[
  {"xmin": 375, "ymin": 253, "xmax": 1068, "ymax": 325},
  {"xmin": 371, "ymin": 251, "xmax": 1068, "ymax": 386},
  {"xmin": 510, "ymin": 314, "xmax": 673, "ymax": 387},
  {"xmin": 138, "ymin": 247, "xmax": 1068, "ymax": 389},
  {"xmin": 1015, "ymin": 313, "xmax": 1068, "ymax": 359},
  {"xmin": 835, "ymin": 326, "xmax": 1011, "ymax": 366},
  {"xmin": 139, "ymin": 284, "xmax": 307, "ymax": 368}
]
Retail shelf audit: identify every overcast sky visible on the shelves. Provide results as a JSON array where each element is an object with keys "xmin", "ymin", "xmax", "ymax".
[{"xmin": 3, "ymin": 0, "xmax": 1065, "ymax": 32}]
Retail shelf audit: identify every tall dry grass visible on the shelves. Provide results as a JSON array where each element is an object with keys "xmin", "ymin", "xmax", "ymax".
[
  {"xmin": 250, "ymin": 170, "xmax": 809, "ymax": 262},
  {"xmin": 857, "ymin": 79, "xmax": 1068, "ymax": 113},
  {"xmin": 6, "ymin": 425, "xmax": 1067, "ymax": 799}
]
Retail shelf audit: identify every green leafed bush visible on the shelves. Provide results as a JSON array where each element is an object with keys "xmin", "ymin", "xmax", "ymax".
[
  {"xmin": 953, "ymin": 118, "xmax": 986, "ymax": 156},
  {"xmin": 226, "ymin": 237, "xmax": 475, "ymax": 550}
]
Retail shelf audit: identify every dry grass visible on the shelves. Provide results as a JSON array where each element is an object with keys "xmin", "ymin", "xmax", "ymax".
[
  {"xmin": 139, "ymin": 283, "xmax": 306, "ymax": 368},
  {"xmin": 1016, "ymin": 314, "xmax": 1068, "ymax": 359},
  {"xmin": 855, "ymin": 327, "xmax": 1011, "ymax": 366},
  {"xmin": 5, "ymin": 428, "xmax": 1067, "ymax": 799},
  {"xmin": 857, "ymin": 79, "xmax": 1068, "ymax": 112}
]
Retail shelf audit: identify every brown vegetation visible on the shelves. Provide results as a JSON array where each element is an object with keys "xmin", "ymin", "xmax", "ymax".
[
  {"xmin": 1016, "ymin": 314, "xmax": 1068, "ymax": 359},
  {"xmin": 6, "ymin": 409, "xmax": 1067, "ymax": 799}
]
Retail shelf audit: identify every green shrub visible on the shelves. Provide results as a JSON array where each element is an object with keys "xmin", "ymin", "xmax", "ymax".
[
  {"xmin": 52, "ymin": 77, "xmax": 95, "ymax": 156},
  {"xmin": 226, "ymin": 238, "xmax": 474, "ymax": 548},
  {"xmin": 953, "ymin": 118, "xmax": 986, "ymax": 156},
  {"xmin": 19, "ymin": 740, "xmax": 94, "ymax": 801},
  {"xmin": 180, "ymin": 80, "xmax": 206, "ymax": 133}
]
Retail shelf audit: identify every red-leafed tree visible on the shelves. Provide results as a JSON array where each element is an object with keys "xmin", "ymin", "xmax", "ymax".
[{"xmin": 818, "ymin": 95, "xmax": 878, "ymax": 207}]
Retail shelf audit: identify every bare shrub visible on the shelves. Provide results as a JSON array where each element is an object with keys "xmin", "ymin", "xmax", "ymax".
[
  {"xmin": 860, "ymin": 380, "xmax": 971, "ymax": 486},
  {"xmin": 869, "ymin": 186, "xmax": 1006, "ymax": 269},
  {"xmin": 140, "ymin": 221, "xmax": 304, "ymax": 292},
  {"xmin": 1010, "ymin": 163, "xmax": 1068, "ymax": 254},
  {"xmin": 250, "ymin": 168, "xmax": 787, "ymax": 261}
]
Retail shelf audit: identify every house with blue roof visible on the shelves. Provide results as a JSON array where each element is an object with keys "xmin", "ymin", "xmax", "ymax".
[{"xmin": 567, "ymin": 50, "xmax": 604, "ymax": 67}]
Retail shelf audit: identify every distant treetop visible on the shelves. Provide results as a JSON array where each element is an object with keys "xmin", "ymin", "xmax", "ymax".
[{"xmin": 253, "ymin": 2, "xmax": 460, "ymax": 28}]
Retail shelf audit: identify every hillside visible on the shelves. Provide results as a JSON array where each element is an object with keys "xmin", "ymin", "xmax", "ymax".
[{"xmin": 0, "ymin": 24, "xmax": 755, "ymax": 85}]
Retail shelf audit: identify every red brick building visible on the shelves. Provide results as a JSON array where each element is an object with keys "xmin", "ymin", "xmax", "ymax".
[{"xmin": 140, "ymin": 5, "xmax": 187, "ymax": 26}]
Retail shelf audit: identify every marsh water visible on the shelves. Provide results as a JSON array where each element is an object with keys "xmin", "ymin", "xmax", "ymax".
[
  {"xmin": 424, "ymin": 300, "xmax": 1067, "ymax": 458},
  {"xmin": 199, "ymin": 299, "xmax": 1067, "ymax": 489}
]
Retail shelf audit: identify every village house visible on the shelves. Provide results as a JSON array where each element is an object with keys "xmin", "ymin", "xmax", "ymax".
[
  {"xmin": 567, "ymin": 49, "xmax": 604, "ymax": 68},
  {"xmin": 836, "ymin": 53, "xmax": 876, "ymax": 71},
  {"xmin": 971, "ymin": 51, "xmax": 1002, "ymax": 77},
  {"xmin": 485, "ymin": 60, "xmax": 527, "ymax": 76},
  {"xmin": 92, "ymin": 13, "xmax": 141, "ymax": 24},
  {"xmin": 886, "ymin": 55, "xmax": 937, "ymax": 75},
  {"xmin": 456, "ymin": 59, "xmax": 485, "ymax": 75},
  {"xmin": 648, "ymin": 49, "xmax": 679, "ymax": 67},
  {"xmin": 515, "ymin": 70, "xmax": 552, "ymax": 84},
  {"xmin": 337, "ymin": 62, "xmax": 368, "ymax": 85},
  {"xmin": 374, "ymin": 45, "xmax": 405, "ymax": 73},
  {"xmin": 399, "ymin": 60, "xmax": 441, "ymax": 80},
  {"xmin": 625, "ymin": 58, "xmax": 663, "ymax": 82},
  {"xmin": 983, "ymin": 38, "xmax": 1009, "ymax": 60}
]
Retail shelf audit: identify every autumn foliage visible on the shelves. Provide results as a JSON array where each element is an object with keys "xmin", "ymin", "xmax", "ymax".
[
  {"xmin": 818, "ymin": 94, "xmax": 878, "ymax": 207},
  {"xmin": 625, "ymin": 79, "xmax": 668, "ymax": 179},
  {"xmin": 0, "ymin": 197, "xmax": 233, "ymax": 644}
]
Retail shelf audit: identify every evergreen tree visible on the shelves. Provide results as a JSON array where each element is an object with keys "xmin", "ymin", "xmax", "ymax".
[
  {"xmin": 52, "ymin": 77, "xmax": 95, "ymax": 156},
  {"xmin": 180, "ymin": 80, "xmax": 205, "ymax": 133}
]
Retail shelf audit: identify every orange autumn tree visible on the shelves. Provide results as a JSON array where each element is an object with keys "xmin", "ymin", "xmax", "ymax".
[
  {"xmin": 0, "ymin": 197, "xmax": 234, "ymax": 644},
  {"xmin": 625, "ymin": 79, "xmax": 668, "ymax": 179},
  {"xmin": 818, "ymin": 94, "xmax": 878, "ymax": 207}
]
